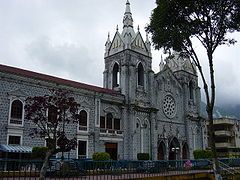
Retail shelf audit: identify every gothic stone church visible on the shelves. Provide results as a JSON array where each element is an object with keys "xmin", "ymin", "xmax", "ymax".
[{"xmin": 0, "ymin": 1, "xmax": 203, "ymax": 160}]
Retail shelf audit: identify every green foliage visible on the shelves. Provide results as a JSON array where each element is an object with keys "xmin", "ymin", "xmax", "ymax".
[
  {"xmin": 31, "ymin": 147, "xmax": 48, "ymax": 160},
  {"xmin": 229, "ymin": 153, "xmax": 240, "ymax": 158},
  {"xmin": 137, "ymin": 153, "xmax": 150, "ymax": 160},
  {"xmin": 147, "ymin": 0, "xmax": 240, "ymax": 52},
  {"xmin": 193, "ymin": 150, "xmax": 213, "ymax": 159},
  {"xmin": 92, "ymin": 152, "xmax": 110, "ymax": 161}
]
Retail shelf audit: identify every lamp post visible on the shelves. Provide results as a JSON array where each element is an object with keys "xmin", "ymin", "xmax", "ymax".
[{"xmin": 171, "ymin": 147, "xmax": 180, "ymax": 160}]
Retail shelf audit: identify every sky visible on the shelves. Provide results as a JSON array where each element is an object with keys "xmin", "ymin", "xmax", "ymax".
[{"xmin": 0, "ymin": 0, "xmax": 239, "ymax": 107}]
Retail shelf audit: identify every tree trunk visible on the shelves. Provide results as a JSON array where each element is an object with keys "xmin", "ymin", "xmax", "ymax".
[
  {"xmin": 208, "ymin": 52, "xmax": 222, "ymax": 179},
  {"xmin": 207, "ymin": 109, "xmax": 221, "ymax": 178},
  {"xmin": 39, "ymin": 149, "xmax": 54, "ymax": 180}
]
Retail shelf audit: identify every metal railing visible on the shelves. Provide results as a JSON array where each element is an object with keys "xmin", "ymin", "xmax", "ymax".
[{"xmin": 0, "ymin": 158, "xmax": 239, "ymax": 179}]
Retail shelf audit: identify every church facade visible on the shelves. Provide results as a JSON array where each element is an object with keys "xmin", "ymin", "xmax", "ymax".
[{"xmin": 0, "ymin": 1, "xmax": 203, "ymax": 160}]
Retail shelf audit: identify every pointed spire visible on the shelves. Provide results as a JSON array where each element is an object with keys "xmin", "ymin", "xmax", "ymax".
[
  {"xmin": 125, "ymin": 0, "xmax": 131, "ymax": 15},
  {"xmin": 137, "ymin": 25, "xmax": 140, "ymax": 32},
  {"xmin": 123, "ymin": 0, "xmax": 133, "ymax": 28},
  {"xmin": 146, "ymin": 33, "xmax": 150, "ymax": 43},
  {"xmin": 105, "ymin": 32, "xmax": 111, "ymax": 55},
  {"xmin": 116, "ymin": 25, "xmax": 119, "ymax": 31},
  {"xmin": 107, "ymin": 32, "xmax": 110, "ymax": 42},
  {"xmin": 159, "ymin": 55, "xmax": 165, "ymax": 72}
]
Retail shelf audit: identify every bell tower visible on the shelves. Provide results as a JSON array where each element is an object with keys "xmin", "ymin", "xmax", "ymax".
[{"xmin": 103, "ymin": 0, "xmax": 152, "ymax": 104}]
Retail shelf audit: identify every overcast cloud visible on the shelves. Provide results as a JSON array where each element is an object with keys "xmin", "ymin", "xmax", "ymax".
[{"xmin": 0, "ymin": 0, "xmax": 239, "ymax": 107}]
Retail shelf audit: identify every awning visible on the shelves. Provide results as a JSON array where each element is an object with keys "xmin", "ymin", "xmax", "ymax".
[{"xmin": 0, "ymin": 145, "xmax": 32, "ymax": 153}]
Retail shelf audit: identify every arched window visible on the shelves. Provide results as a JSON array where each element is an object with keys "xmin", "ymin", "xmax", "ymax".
[
  {"xmin": 10, "ymin": 100, "xmax": 23, "ymax": 125},
  {"xmin": 189, "ymin": 81, "xmax": 194, "ymax": 100},
  {"xmin": 137, "ymin": 63, "xmax": 144, "ymax": 86},
  {"xmin": 112, "ymin": 63, "xmax": 120, "ymax": 88},
  {"xmin": 79, "ymin": 110, "xmax": 87, "ymax": 127}
]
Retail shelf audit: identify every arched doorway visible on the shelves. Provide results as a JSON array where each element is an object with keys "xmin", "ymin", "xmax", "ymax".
[
  {"xmin": 182, "ymin": 143, "xmax": 189, "ymax": 159},
  {"xmin": 157, "ymin": 141, "xmax": 166, "ymax": 160},
  {"xmin": 169, "ymin": 137, "xmax": 180, "ymax": 160}
]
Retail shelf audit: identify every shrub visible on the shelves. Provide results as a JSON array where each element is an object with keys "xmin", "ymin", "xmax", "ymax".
[
  {"xmin": 193, "ymin": 150, "xmax": 212, "ymax": 159},
  {"xmin": 92, "ymin": 152, "xmax": 110, "ymax": 161},
  {"xmin": 32, "ymin": 147, "xmax": 48, "ymax": 160},
  {"xmin": 137, "ymin": 153, "xmax": 150, "ymax": 160}
]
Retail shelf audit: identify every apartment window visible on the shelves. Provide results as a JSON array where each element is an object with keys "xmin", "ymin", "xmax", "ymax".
[
  {"xmin": 79, "ymin": 110, "xmax": 88, "ymax": 131},
  {"xmin": 10, "ymin": 100, "xmax": 23, "ymax": 125},
  {"xmin": 8, "ymin": 136, "xmax": 21, "ymax": 145}
]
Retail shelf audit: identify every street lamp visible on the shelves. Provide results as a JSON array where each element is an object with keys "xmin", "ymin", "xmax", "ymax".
[{"xmin": 171, "ymin": 147, "xmax": 180, "ymax": 160}]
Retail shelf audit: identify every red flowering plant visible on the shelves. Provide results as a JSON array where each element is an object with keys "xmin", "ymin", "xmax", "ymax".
[{"xmin": 25, "ymin": 89, "xmax": 80, "ymax": 180}]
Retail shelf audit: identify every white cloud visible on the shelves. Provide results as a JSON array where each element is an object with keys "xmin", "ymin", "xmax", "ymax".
[{"xmin": 0, "ymin": 0, "xmax": 239, "ymax": 107}]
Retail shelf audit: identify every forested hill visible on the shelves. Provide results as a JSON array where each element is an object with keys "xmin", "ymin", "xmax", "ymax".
[{"xmin": 200, "ymin": 102, "xmax": 240, "ymax": 119}]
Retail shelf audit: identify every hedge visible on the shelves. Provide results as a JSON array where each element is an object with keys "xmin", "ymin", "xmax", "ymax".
[
  {"xmin": 193, "ymin": 150, "xmax": 213, "ymax": 159},
  {"xmin": 137, "ymin": 153, "xmax": 150, "ymax": 160},
  {"xmin": 92, "ymin": 152, "xmax": 110, "ymax": 161},
  {"xmin": 32, "ymin": 147, "xmax": 48, "ymax": 160}
]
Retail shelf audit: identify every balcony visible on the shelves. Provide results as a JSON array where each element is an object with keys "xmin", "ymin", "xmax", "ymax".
[
  {"xmin": 215, "ymin": 142, "xmax": 235, "ymax": 148},
  {"xmin": 213, "ymin": 119, "xmax": 235, "ymax": 125},
  {"xmin": 100, "ymin": 129, "xmax": 123, "ymax": 136},
  {"xmin": 215, "ymin": 130, "xmax": 233, "ymax": 137},
  {"xmin": 9, "ymin": 118, "xmax": 23, "ymax": 125}
]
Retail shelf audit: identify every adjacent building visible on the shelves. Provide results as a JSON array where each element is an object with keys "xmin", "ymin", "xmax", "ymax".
[
  {"xmin": 0, "ymin": 0, "xmax": 203, "ymax": 160},
  {"xmin": 204, "ymin": 118, "xmax": 240, "ymax": 157}
]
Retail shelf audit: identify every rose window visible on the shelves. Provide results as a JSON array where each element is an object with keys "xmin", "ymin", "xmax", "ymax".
[{"xmin": 163, "ymin": 95, "xmax": 176, "ymax": 118}]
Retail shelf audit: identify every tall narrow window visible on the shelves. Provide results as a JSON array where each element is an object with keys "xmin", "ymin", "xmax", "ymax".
[
  {"xmin": 10, "ymin": 100, "xmax": 23, "ymax": 125},
  {"xmin": 114, "ymin": 118, "xmax": 120, "ymax": 130},
  {"xmin": 79, "ymin": 110, "xmax": 88, "ymax": 131},
  {"xmin": 100, "ymin": 116, "xmax": 105, "ymax": 129},
  {"xmin": 48, "ymin": 106, "xmax": 57, "ymax": 123},
  {"xmin": 138, "ymin": 63, "xmax": 144, "ymax": 86},
  {"xmin": 189, "ymin": 81, "xmax": 194, "ymax": 100},
  {"xmin": 78, "ymin": 140, "xmax": 87, "ymax": 159},
  {"xmin": 106, "ymin": 113, "xmax": 113, "ymax": 129},
  {"xmin": 112, "ymin": 63, "xmax": 120, "ymax": 88}
]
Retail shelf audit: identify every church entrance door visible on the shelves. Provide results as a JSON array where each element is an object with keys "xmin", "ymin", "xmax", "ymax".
[
  {"xmin": 157, "ymin": 142, "xmax": 165, "ymax": 160},
  {"xmin": 105, "ymin": 143, "xmax": 118, "ymax": 160},
  {"xmin": 168, "ymin": 137, "xmax": 180, "ymax": 160}
]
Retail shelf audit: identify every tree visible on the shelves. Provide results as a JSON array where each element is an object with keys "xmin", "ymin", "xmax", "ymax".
[
  {"xmin": 25, "ymin": 89, "xmax": 80, "ymax": 180},
  {"xmin": 147, "ymin": 0, "xmax": 240, "ymax": 178}
]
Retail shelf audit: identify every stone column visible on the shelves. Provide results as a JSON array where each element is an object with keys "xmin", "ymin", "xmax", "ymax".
[{"xmin": 150, "ymin": 111, "xmax": 157, "ymax": 160}]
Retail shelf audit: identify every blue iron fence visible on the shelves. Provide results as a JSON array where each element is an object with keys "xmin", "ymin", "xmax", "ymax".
[{"xmin": 0, "ymin": 158, "xmax": 239, "ymax": 179}]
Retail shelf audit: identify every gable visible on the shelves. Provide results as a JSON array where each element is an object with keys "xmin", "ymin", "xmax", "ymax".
[
  {"xmin": 131, "ymin": 32, "xmax": 148, "ymax": 52},
  {"xmin": 108, "ymin": 32, "xmax": 125, "ymax": 56},
  {"xmin": 155, "ymin": 66, "xmax": 182, "ymax": 92}
]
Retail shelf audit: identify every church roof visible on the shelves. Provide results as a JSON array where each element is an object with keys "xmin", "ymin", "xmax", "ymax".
[{"xmin": 0, "ymin": 64, "xmax": 120, "ymax": 94}]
